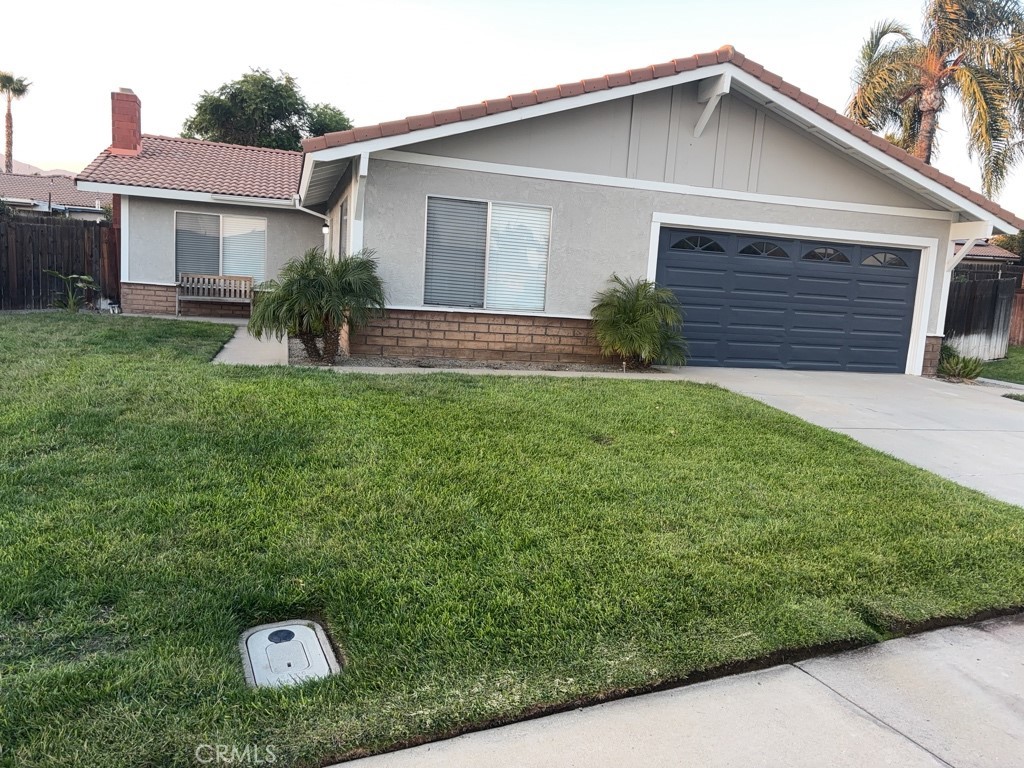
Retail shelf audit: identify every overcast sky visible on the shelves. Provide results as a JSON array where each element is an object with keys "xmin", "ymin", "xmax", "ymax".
[{"xmin": 7, "ymin": 0, "xmax": 1023, "ymax": 215}]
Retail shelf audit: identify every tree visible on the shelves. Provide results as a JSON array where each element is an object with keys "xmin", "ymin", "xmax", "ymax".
[
  {"xmin": 182, "ymin": 70, "xmax": 351, "ymax": 151},
  {"xmin": 991, "ymin": 228, "xmax": 1024, "ymax": 260},
  {"xmin": 847, "ymin": 1, "xmax": 1024, "ymax": 198},
  {"xmin": 248, "ymin": 247, "xmax": 386, "ymax": 365},
  {"xmin": 591, "ymin": 275, "xmax": 687, "ymax": 368},
  {"xmin": 0, "ymin": 72, "xmax": 30, "ymax": 174}
]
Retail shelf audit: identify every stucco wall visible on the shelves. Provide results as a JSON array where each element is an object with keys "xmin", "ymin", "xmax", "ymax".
[
  {"xmin": 361, "ymin": 158, "xmax": 952, "ymax": 326},
  {"xmin": 123, "ymin": 196, "xmax": 323, "ymax": 284},
  {"xmin": 403, "ymin": 88, "xmax": 937, "ymax": 210}
]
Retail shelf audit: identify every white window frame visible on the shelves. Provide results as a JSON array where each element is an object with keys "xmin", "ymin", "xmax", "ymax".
[
  {"xmin": 174, "ymin": 210, "xmax": 268, "ymax": 279},
  {"xmin": 421, "ymin": 194, "xmax": 553, "ymax": 312}
]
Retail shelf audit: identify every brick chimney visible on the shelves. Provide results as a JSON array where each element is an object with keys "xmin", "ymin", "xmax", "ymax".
[{"xmin": 110, "ymin": 88, "xmax": 141, "ymax": 156}]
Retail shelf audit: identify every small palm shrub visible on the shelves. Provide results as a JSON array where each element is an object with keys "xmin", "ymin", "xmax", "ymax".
[
  {"xmin": 938, "ymin": 343, "xmax": 983, "ymax": 381},
  {"xmin": 44, "ymin": 269, "xmax": 99, "ymax": 312},
  {"xmin": 591, "ymin": 275, "xmax": 687, "ymax": 368},
  {"xmin": 249, "ymin": 247, "xmax": 386, "ymax": 365}
]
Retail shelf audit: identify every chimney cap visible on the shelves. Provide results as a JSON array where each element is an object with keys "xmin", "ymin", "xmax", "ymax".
[{"xmin": 116, "ymin": 87, "xmax": 136, "ymax": 95}]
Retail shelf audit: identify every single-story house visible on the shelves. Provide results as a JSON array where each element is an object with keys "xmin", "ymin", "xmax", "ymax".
[
  {"xmin": 953, "ymin": 239, "xmax": 1020, "ymax": 266},
  {"xmin": 76, "ymin": 89, "xmax": 325, "ymax": 316},
  {"xmin": 0, "ymin": 173, "xmax": 110, "ymax": 220},
  {"xmin": 82, "ymin": 48, "xmax": 1024, "ymax": 374}
]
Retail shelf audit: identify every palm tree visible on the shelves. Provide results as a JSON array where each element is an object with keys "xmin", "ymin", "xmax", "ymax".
[
  {"xmin": 591, "ymin": 275, "xmax": 687, "ymax": 368},
  {"xmin": 248, "ymin": 247, "xmax": 387, "ymax": 365},
  {"xmin": 847, "ymin": 1, "xmax": 1024, "ymax": 198},
  {"xmin": 0, "ymin": 73, "xmax": 30, "ymax": 174}
]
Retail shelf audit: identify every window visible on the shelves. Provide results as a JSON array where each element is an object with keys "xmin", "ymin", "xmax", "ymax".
[
  {"xmin": 424, "ymin": 196, "xmax": 550, "ymax": 311},
  {"xmin": 338, "ymin": 199, "xmax": 349, "ymax": 256},
  {"xmin": 671, "ymin": 235, "xmax": 725, "ymax": 252},
  {"xmin": 174, "ymin": 212, "xmax": 267, "ymax": 282},
  {"xmin": 802, "ymin": 247, "xmax": 849, "ymax": 263},
  {"xmin": 739, "ymin": 240, "xmax": 788, "ymax": 258},
  {"xmin": 862, "ymin": 251, "xmax": 908, "ymax": 268}
]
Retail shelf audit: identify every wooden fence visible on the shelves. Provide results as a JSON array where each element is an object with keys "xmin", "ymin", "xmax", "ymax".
[
  {"xmin": 0, "ymin": 214, "xmax": 119, "ymax": 310},
  {"xmin": 944, "ymin": 272, "xmax": 1018, "ymax": 360}
]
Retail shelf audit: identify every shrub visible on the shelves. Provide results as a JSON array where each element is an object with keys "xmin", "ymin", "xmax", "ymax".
[
  {"xmin": 43, "ymin": 269, "xmax": 98, "ymax": 312},
  {"xmin": 248, "ymin": 247, "xmax": 386, "ymax": 365},
  {"xmin": 938, "ymin": 343, "xmax": 983, "ymax": 381},
  {"xmin": 591, "ymin": 274, "xmax": 687, "ymax": 368}
]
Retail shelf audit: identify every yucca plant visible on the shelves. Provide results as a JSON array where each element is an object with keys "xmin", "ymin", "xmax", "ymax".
[
  {"xmin": 248, "ymin": 247, "xmax": 386, "ymax": 365},
  {"xmin": 591, "ymin": 274, "xmax": 687, "ymax": 368},
  {"xmin": 938, "ymin": 343, "xmax": 984, "ymax": 381},
  {"xmin": 43, "ymin": 269, "xmax": 98, "ymax": 313}
]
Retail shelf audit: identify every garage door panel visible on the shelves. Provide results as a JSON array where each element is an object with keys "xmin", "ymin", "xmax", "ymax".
[{"xmin": 656, "ymin": 228, "xmax": 919, "ymax": 372}]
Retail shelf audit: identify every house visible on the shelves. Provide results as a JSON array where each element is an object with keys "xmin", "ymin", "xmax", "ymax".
[
  {"xmin": 0, "ymin": 173, "xmax": 110, "ymax": 220},
  {"xmin": 83, "ymin": 48, "xmax": 1024, "ymax": 374},
  {"xmin": 953, "ymin": 239, "xmax": 1020, "ymax": 266},
  {"xmin": 76, "ymin": 89, "xmax": 325, "ymax": 316}
]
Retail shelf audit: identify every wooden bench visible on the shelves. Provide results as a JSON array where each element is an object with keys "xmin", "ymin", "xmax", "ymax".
[{"xmin": 176, "ymin": 274, "xmax": 253, "ymax": 316}]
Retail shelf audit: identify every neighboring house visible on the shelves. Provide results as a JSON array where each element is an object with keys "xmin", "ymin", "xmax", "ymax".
[
  {"xmin": 953, "ymin": 239, "xmax": 1020, "ymax": 266},
  {"xmin": 76, "ymin": 89, "xmax": 324, "ymax": 315},
  {"xmin": 0, "ymin": 173, "xmax": 110, "ymax": 220},
  {"xmin": 296, "ymin": 45, "xmax": 1022, "ymax": 376}
]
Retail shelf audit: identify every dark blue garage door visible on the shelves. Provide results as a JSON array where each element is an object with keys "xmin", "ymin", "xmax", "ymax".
[{"xmin": 655, "ymin": 228, "xmax": 920, "ymax": 372}]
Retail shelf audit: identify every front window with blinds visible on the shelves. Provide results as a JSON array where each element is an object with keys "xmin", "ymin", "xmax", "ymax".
[
  {"xmin": 174, "ymin": 212, "xmax": 267, "ymax": 282},
  {"xmin": 424, "ymin": 196, "xmax": 550, "ymax": 311}
]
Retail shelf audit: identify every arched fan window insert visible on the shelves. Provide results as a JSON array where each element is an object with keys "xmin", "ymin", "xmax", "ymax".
[
  {"xmin": 739, "ymin": 241, "xmax": 788, "ymax": 258},
  {"xmin": 671, "ymin": 235, "xmax": 725, "ymax": 252},
  {"xmin": 802, "ymin": 247, "xmax": 849, "ymax": 263},
  {"xmin": 863, "ymin": 252, "xmax": 908, "ymax": 268}
]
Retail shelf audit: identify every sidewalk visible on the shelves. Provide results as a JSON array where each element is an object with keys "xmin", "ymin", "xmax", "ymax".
[{"xmin": 341, "ymin": 614, "xmax": 1024, "ymax": 768}]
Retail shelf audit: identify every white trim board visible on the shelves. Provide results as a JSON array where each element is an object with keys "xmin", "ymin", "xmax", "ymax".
[
  {"xmin": 374, "ymin": 150, "xmax": 956, "ymax": 222},
  {"xmin": 77, "ymin": 181, "xmax": 299, "ymax": 210},
  {"xmin": 385, "ymin": 304, "xmax": 591, "ymax": 321},
  {"xmin": 645, "ymin": 212, "xmax": 940, "ymax": 376}
]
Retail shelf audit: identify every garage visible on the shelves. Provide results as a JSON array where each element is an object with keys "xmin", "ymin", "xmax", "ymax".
[{"xmin": 655, "ymin": 228, "xmax": 921, "ymax": 372}]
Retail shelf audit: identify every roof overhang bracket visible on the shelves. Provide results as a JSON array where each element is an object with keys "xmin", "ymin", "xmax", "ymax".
[
  {"xmin": 947, "ymin": 220, "xmax": 994, "ymax": 270},
  {"xmin": 694, "ymin": 73, "xmax": 731, "ymax": 138}
]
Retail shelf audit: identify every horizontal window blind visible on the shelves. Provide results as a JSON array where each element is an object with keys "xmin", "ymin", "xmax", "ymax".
[
  {"xmin": 486, "ymin": 204, "xmax": 549, "ymax": 311},
  {"xmin": 175, "ymin": 212, "xmax": 219, "ymax": 279},
  {"xmin": 424, "ymin": 197, "xmax": 487, "ymax": 308},
  {"xmin": 222, "ymin": 215, "xmax": 267, "ymax": 282}
]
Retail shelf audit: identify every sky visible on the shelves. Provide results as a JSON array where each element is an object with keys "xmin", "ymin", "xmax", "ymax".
[{"xmin": 6, "ymin": 0, "xmax": 1024, "ymax": 214}]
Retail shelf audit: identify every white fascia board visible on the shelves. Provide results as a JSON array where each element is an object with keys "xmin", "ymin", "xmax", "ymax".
[
  {"xmin": 726, "ymin": 70, "xmax": 1019, "ymax": 232},
  {"xmin": 304, "ymin": 64, "xmax": 733, "ymax": 165},
  {"xmin": 377, "ymin": 150, "xmax": 956, "ymax": 222},
  {"xmin": 298, "ymin": 153, "xmax": 316, "ymax": 200},
  {"xmin": 950, "ymin": 220, "xmax": 994, "ymax": 240},
  {"xmin": 76, "ymin": 181, "xmax": 296, "ymax": 210}
]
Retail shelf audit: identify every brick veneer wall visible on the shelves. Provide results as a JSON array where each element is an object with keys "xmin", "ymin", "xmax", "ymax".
[
  {"xmin": 120, "ymin": 282, "xmax": 251, "ymax": 318},
  {"xmin": 350, "ymin": 309, "xmax": 606, "ymax": 364},
  {"xmin": 922, "ymin": 335, "xmax": 943, "ymax": 377}
]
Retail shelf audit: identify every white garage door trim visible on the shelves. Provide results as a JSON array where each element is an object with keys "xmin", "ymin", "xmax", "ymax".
[{"xmin": 646, "ymin": 213, "xmax": 939, "ymax": 375}]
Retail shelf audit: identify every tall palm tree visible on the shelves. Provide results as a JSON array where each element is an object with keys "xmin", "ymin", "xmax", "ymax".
[
  {"xmin": 847, "ymin": 0, "xmax": 1024, "ymax": 198},
  {"xmin": 0, "ymin": 72, "xmax": 30, "ymax": 174}
]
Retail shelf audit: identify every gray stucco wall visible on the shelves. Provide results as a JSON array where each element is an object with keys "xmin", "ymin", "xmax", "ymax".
[
  {"xmin": 124, "ymin": 196, "xmax": 323, "ymax": 284},
  {"xmin": 361, "ymin": 159, "xmax": 952, "ymax": 331},
  {"xmin": 403, "ymin": 88, "xmax": 937, "ymax": 210}
]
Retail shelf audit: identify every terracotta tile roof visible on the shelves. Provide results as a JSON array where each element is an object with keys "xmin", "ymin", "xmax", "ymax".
[
  {"xmin": 954, "ymin": 239, "xmax": 1020, "ymax": 261},
  {"xmin": 0, "ymin": 172, "xmax": 110, "ymax": 208},
  {"xmin": 76, "ymin": 135, "xmax": 301, "ymax": 200},
  {"xmin": 303, "ymin": 45, "xmax": 1024, "ymax": 230}
]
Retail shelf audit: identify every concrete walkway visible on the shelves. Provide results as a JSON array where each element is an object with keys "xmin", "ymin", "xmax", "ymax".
[
  {"xmin": 342, "ymin": 614, "xmax": 1024, "ymax": 768},
  {"xmin": 212, "ymin": 325, "xmax": 287, "ymax": 366}
]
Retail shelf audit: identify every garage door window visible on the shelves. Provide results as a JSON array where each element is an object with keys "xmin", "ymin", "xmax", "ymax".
[
  {"xmin": 671, "ymin": 234, "xmax": 725, "ymax": 252},
  {"xmin": 739, "ymin": 240, "xmax": 788, "ymax": 258},
  {"xmin": 803, "ymin": 247, "xmax": 849, "ymax": 263},
  {"xmin": 424, "ymin": 196, "xmax": 550, "ymax": 311},
  {"xmin": 863, "ymin": 252, "xmax": 909, "ymax": 268}
]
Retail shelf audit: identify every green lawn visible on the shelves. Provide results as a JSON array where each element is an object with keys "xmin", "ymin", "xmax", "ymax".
[
  {"xmin": 2, "ymin": 314, "xmax": 1023, "ymax": 767},
  {"xmin": 982, "ymin": 345, "xmax": 1024, "ymax": 384}
]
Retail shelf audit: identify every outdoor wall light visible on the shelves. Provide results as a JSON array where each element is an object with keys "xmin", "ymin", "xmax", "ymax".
[{"xmin": 322, "ymin": 223, "xmax": 330, "ymax": 235}]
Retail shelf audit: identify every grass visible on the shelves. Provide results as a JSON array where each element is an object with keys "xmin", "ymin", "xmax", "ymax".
[
  {"xmin": 981, "ymin": 345, "xmax": 1024, "ymax": 384},
  {"xmin": 2, "ymin": 313, "xmax": 1024, "ymax": 767}
]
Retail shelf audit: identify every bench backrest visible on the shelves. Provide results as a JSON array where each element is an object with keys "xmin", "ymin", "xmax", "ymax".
[{"xmin": 178, "ymin": 274, "xmax": 253, "ymax": 300}]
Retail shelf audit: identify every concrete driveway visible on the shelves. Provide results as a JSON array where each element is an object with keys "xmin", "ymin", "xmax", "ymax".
[{"xmin": 668, "ymin": 369, "xmax": 1024, "ymax": 507}]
